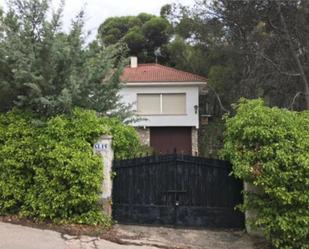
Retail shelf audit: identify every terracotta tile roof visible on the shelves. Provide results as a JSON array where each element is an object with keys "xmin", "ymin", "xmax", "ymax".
[{"xmin": 121, "ymin": 64, "xmax": 207, "ymax": 83}]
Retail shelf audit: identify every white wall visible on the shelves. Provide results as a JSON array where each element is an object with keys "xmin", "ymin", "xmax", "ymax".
[{"xmin": 119, "ymin": 84, "xmax": 199, "ymax": 128}]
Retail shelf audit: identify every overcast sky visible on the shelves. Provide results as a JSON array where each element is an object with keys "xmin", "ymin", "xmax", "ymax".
[{"xmin": 1, "ymin": 0, "xmax": 196, "ymax": 41}]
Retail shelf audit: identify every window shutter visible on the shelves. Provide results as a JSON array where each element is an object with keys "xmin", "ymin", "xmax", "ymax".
[
  {"xmin": 137, "ymin": 94, "xmax": 161, "ymax": 114},
  {"xmin": 162, "ymin": 93, "xmax": 186, "ymax": 114}
]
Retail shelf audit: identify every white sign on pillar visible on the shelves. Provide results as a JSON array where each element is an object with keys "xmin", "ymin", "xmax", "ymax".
[{"xmin": 93, "ymin": 135, "xmax": 114, "ymax": 215}]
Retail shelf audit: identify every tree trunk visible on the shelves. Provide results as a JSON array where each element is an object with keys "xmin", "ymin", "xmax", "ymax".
[{"xmin": 278, "ymin": 4, "xmax": 309, "ymax": 109}]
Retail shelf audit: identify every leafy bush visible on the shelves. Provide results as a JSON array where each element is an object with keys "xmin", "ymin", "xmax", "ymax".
[
  {"xmin": 222, "ymin": 99, "xmax": 309, "ymax": 249},
  {"xmin": 0, "ymin": 108, "xmax": 142, "ymax": 225},
  {"xmin": 100, "ymin": 117, "xmax": 152, "ymax": 159},
  {"xmin": 100, "ymin": 117, "xmax": 141, "ymax": 159},
  {"xmin": 0, "ymin": 111, "xmax": 36, "ymax": 214}
]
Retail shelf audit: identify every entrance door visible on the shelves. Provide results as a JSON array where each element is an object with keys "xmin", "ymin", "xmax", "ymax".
[{"xmin": 150, "ymin": 127, "xmax": 192, "ymax": 154}]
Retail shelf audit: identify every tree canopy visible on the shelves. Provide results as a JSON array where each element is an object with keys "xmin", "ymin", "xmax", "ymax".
[
  {"xmin": 163, "ymin": 0, "xmax": 309, "ymax": 113},
  {"xmin": 0, "ymin": 0, "xmax": 125, "ymax": 116},
  {"xmin": 97, "ymin": 13, "xmax": 172, "ymax": 63},
  {"xmin": 2, "ymin": 0, "xmax": 309, "ymax": 116}
]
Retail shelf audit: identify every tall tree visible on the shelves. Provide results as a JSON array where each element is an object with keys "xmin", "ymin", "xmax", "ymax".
[
  {"xmin": 210, "ymin": 0, "xmax": 309, "ymax": 110},
  {"xmin": 164, "ymin": 0, "xmax": 309, "ymax": 112},
  {"xmin": 97, "ymin": 13, "xmax": 172, "ymax": 63},
  {"xmin": 0, "ymin": 0, "xmax": 125, "ymax": 116},
  {"xmin": 163, "ymin": 3, "xmax": 241, "ymax": 115}
]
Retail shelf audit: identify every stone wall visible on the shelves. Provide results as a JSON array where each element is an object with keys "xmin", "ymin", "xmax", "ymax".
[
  {"xmin": 135, "ymin": 127, "xmax": 150, "ymax": 146},
  {"xmin": 192, "ymin": 127, "xmax": 199, "ymax": 156}
]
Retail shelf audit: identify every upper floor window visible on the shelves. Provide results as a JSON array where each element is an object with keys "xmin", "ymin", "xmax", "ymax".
[{"xmin": 137, "ymin": 93, "xmax": 186, "ymax": 115}]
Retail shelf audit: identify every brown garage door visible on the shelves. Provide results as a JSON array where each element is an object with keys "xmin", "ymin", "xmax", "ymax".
[{"xmin": 150, "ymin": 127, "xmax": 192, "ymax": 155}]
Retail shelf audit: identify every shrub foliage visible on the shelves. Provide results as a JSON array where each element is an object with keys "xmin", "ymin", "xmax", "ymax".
[
  {"xmin": 0, "ymin": 108, "xmax": 141, "ymax": 225},
  {"xmin": 222, "ymin": 99, "xmax": 309, "ymax": 249},
  {"xmin": 100, "ymin": 117, "xmax": 143, "ymax": 159}
]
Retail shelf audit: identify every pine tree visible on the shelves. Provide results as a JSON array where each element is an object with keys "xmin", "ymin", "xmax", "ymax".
[{"xmin": 0, "ymin": 0, "xmax": 126, "ymax": 116}]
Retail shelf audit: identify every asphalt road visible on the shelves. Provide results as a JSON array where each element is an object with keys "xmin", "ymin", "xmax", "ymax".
[
  {"xmin": 0, "ymin": 222, "xmax": 153, "ymax": 249},
  {"xmin": 0, "ymin": 221, "xmax": 264, "ymax": 249}
]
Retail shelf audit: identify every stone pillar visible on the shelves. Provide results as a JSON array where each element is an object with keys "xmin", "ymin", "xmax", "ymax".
[
  {"xmin": 135, "ymin": 127, "xmax": 150, "ymax": 146},
  {"xmin": 192, "ymin": 127, "xmax": 199, "ymax": 156},
  {"xmin": 244, "ymin": 182, "xmax": 263, "ymax": 235},
  {"xmin": 93, "ymin": 135, "xmax": 114, "ymax": 217}
]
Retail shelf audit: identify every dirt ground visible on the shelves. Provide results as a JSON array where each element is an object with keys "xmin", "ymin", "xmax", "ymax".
[
  {"xmin": 0, "ymin": 216, "xmax": 269, "ymax": 249},
  {"xmin": 114, "ymin": 224, "xmax": 268, "ymax": 249}
]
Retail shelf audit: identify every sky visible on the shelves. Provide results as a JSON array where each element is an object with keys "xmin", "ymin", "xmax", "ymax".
[{"xmin": 1, "ymin": 0, "xmax": 196, "ymax": 41}]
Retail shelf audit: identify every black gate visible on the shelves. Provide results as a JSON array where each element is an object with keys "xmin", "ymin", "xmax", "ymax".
[{"xmin": 112, "ymin": 154, "xmax": 244, "ymax": 228}]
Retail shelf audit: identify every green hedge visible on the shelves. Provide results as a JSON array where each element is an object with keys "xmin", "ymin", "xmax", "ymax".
[
  {"xmin": 222, "ymin": 99, "xmax": 309, "ymax": 249},
  {"xmin": 0, "ymin": 108, "xmax": 141, "ymax": 225},
  {"xmin": 100, "ymin": 117, "xmax": 141, "ymax": 159}
]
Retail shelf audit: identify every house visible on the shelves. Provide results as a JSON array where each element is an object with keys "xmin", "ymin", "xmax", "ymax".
[{"xmin": 119, "ymin": 57, "xmax": 207, "ymax": 155}]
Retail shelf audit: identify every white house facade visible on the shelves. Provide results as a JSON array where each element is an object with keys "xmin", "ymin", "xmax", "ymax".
[
  {"xmin": 119, "ymin": 57, "xmax": 207, "ymax": 155},
  {"xmin": 119, "ymin": 84, "xmax": 200, "ymax": 128}
]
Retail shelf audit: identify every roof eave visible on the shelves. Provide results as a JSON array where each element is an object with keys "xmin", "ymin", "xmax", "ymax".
[{"xmin": 122, "ymin": 81, "xmax": 207, "ymax": 87}]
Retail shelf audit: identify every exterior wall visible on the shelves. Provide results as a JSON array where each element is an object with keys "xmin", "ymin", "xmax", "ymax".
[
  {"xmin": 192, "ymin": 127, "xmax": 199, "ymax": 156},
  {"xmin": 135, "ymin": 127, "xmax": 150, "ymax": 146},
  {"xmin": 119, "ymin": 84, "xmax": 200, "ymax": 128}
]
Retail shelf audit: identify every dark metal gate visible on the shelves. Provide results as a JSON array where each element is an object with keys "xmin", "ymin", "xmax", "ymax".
[{"xmin": 112, "ymin": 154, "xmax": 244, "ymax": 228}]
